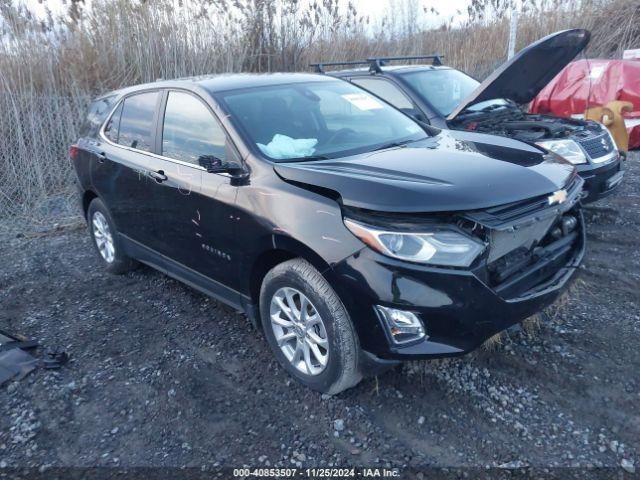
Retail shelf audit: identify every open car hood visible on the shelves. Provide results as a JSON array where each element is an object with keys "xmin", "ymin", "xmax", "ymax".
[
  {"xmin": 273, "ymin": 130, "xmax": 575, "ymax": 213},
  {"xmin": 447, "ymin": 29, "xmax": 590, "ymax": 121}
]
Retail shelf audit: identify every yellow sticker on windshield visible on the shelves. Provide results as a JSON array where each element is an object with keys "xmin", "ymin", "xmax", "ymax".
[{"xmin": 342, "ymin": 93, "xmax": 384, "ymax": 111}]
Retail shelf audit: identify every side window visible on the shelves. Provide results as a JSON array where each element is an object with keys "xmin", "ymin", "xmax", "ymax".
[
  {"xmin": 81, "ymin": 95, "xmax": 116, "ymax": 138},
  {"xmin": 117, "ymin": 91, "xmax": 160, "ymax": 152},
  {"xmin": 161, "ymin": 91, "xmax": 227, "ymax": 165},
  {"xmin": 351, "ymin": 78, "xmax": 414, "ymax": 110},
  {"xmin": 103, "ymin": 102, "xmax": 122, "ymax": 143}
]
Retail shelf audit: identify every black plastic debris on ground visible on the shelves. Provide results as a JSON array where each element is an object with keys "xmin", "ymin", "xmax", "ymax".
[
  {"xmin": 0, "ymin": 330, "xmax": 68, "ymax": 387},
  {"xmin": 42, "ymin": 347, "xmax": 69, "ymax": 370},
  {"xmin": 0, "ymin": 330, "xmax": 38, "ymax": 386}
]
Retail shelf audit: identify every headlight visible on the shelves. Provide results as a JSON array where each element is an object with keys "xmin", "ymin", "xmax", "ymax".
[
  {"xmin": 601, "ymin": 124, "xmax": 619, "ymax": 152},
  {"xmin": 343, "ymin": 219, "xmax": 485, "ymax": 267},
  {"xmin": 536, "ymin": 139, "xmax": 587, "ymax": 165}
]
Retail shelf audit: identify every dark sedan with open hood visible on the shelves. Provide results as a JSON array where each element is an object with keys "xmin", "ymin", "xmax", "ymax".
[
  {"xmin": 325, "ymin": 29, "xmax": 624, "ymax": 203},
  {"xmin": 73, "ymin": 73, "xmax": 584, "ymax": 393}
]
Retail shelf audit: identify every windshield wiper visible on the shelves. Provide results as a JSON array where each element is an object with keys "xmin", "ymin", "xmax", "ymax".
[
  {"xmin": 279, "ymin": 155, "xmax": 331, "ymax": 163},
  {"xmin": 369, "ymin": 137, "xmax": 426, "ymax": 153}
]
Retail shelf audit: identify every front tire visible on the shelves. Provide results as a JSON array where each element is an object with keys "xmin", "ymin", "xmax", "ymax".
[
  {"xmin": 259, "ymin": 258, "xmax": 362, "ymax": 394},
  {"xmin": 87, "ymin": 198, "xmax": 137, "ymax": 275}
]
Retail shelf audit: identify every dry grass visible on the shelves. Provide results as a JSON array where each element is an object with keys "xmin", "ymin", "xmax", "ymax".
[
  {"xmin": 480, "ymin": 273, "xmax": 590, "ymax": 350},
  {"xmin": 0, "ymin": 0, "xmax": 638, "ymax": 221},
  {"xmin": 480, "ymin": 313, "xmax": 543, "ymax": 350},
  {"xmin": 482, "ymin": 331, "xmax": 506, "ymax": 351},
  {"xmin": 522, "ymin": 313, "xmax": 543, "ymax": 335},
  {"xmin": 545, "ymin": 276, "xmax": 590, "ymax": 321}
]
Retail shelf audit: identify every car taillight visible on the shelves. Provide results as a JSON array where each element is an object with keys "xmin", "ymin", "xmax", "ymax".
[{"xmin": 70, "ymin": 145, "xmax": 78, "ymax": 160}]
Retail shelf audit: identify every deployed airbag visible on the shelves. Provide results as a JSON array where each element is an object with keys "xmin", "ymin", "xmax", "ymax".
[{"xmin": 257, "ymin": 134, "xmax": 318, "ymax": 159}]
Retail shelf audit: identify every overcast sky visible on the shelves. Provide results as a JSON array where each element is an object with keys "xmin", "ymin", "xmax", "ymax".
[{"xmin": 23, "ymin": 0, "xmax": 472, "ymax": 26}]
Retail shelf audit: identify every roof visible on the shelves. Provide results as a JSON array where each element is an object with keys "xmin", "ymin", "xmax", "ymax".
[
  {"xmin": 101, "ymin": 73, "xmax": 338, "ymax": 99},
  {"xmin": 197, "ymin": 72, "xmax": 337, "ymax": 92}
]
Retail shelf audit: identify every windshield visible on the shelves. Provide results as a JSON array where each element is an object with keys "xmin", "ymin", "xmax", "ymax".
[
  {"xmin": 217, "ymin": 81, "xmax": 427, "ymax": 161},
  {"xmin": 401, "ymin": 69, "xmax": 483, "ymax": 117}
]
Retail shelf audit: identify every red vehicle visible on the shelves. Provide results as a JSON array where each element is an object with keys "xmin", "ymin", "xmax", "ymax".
[{"xmin": 531, "ymin": 58, "xmax": 640, "ymax": 150}]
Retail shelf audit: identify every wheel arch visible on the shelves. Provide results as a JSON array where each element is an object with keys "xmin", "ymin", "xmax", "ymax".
[
  {"xmin": 247, "ymin": 234, "xmax": 333, "ymax": 310},
  {"xmin": 82, "ymin": 189, "xmax": 100, "ymax": 220}
]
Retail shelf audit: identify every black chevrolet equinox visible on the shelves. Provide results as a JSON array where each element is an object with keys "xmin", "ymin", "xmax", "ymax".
[{"xmin": 72, "ymin": 73, "xmax": 585, "ymax": 393}]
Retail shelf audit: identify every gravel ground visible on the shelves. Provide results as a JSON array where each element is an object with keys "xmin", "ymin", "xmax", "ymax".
[{"xmin": 0, "ymin": 154, "xmax": 638, "ymax": 476}]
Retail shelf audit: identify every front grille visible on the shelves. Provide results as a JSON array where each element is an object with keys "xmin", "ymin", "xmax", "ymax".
[
  {"xmin": 465, "ymin": 175, "xmax": 583, "ymax": 229},
  {"xmin": 487, "ymin": 210, "xmax": 583, "ymax": 300},
  {"xmin": 577, "ymin": 132, "xmax": 615, "ymax": 160},
  {"xmin": 488, "ymin": 216, "xmax": 556, "ymax": 263},
  {"xmin": 464, "ymin": 178, "xmax": 584, "ymax": 300}
]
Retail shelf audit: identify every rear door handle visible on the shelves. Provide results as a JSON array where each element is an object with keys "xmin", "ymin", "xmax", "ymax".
[
  {"xmin": 148, "ymin": 170, "xmax": 168, "ymax": 183},
  {"xmin": 96, "ymin": 152, "xmax": 106, "ymax": 163}
]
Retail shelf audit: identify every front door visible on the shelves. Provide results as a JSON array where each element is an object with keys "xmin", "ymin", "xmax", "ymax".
[{"xmin": 152, "ymin": 90, "xmax": 240, "ymax": 287}]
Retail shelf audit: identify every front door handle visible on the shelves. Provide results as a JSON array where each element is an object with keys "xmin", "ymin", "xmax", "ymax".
[
  {"xmin": 148, "ymin": 170, "xmax": 168, "ymax": 183},
  {"xmin": 96, "ymin": 152, "xmax": 107, "ymax": 163}
]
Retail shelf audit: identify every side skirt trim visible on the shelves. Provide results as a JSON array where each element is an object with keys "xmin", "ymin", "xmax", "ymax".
[{"xmin": 120, "ymin": 234, "xmax": 249, "ymax": 312}]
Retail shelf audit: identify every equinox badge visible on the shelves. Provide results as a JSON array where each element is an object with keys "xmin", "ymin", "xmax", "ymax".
[{"xmin": 548, "ymin": 189, "xmax": 568, "ymax": 206}]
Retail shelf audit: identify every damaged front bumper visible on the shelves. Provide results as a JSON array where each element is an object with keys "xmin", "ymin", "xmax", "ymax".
[{"xmin": 329, "ymin": 189, "xmax": 585, "ymax": 364}]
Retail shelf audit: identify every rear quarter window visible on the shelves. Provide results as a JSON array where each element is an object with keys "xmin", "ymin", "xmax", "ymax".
[
  {"xmin": 116, "ymin": 91, "xmax": 160, "ymax": 152},
  {"xmin": 103, "ymin": 102, "xmax": 122, "ymax": 143},
  {"xmin": 80, "ymin": 95, "xmax": 117, "ymax": 138}
]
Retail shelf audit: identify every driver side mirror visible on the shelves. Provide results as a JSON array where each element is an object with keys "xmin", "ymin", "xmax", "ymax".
[{"xmin": 198, "ymin": 155, "xmax": 244, "ymax": 175}]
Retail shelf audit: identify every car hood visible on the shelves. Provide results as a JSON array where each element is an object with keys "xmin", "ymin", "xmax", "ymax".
[
  {"xmin": 273, "ymin": 130, "xmax": 576, "ymax": 213},
  {"xmin": 447, "ymin": 29, "xmax": 590, "ymax": 121}
]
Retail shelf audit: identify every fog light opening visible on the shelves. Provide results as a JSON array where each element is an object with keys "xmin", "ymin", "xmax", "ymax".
[{"xmin": 375, "ymin": 305, "xmax": 427, "ymax": 345}]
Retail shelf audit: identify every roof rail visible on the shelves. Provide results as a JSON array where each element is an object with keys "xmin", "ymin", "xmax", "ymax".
[
  {"xmin": 366, "ymin": 55, "xmax": 444, "ymax": 73},
  {"xmin": 309, "ymin": 61, "xmax": 371, "ymax": 74},
  {"xmin": 311, "ymin": 55, "xmax": 444, "ymax": 75}
]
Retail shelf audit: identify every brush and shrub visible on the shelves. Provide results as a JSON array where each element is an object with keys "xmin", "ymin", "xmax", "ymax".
[{"xmin": 0, "ymin": 0, "xmax": 637, "ymax": 222}]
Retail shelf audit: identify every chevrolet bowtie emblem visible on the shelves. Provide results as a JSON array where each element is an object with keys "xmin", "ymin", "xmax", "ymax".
[{"xmin": 548, "ymin": 189, "xmax": 568, "ymax": 205}]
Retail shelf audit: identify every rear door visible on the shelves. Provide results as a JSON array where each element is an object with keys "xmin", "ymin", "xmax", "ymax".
[
  {"xmin": 92, "ymin": 90, "xmax": 163, "ymax": 249},
  {"xmin": 74, "ymin": 95, "xmax": 117, "ymax": 191}
]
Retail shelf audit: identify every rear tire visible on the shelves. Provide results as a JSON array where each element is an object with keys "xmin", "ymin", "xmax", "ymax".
[
  {"xmin": 87, "ymin": 198, "xmax": 137, "ymax": 275},
  {"xmin": 259, "ymin": 258, "xmax": 362, "ymax": 394}
]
